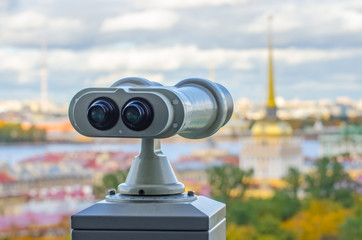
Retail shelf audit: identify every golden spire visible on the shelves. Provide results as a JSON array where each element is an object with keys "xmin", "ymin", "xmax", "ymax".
[{"xmin": 267, "ymin": 15, "xmax": 276, "ymax": 108}]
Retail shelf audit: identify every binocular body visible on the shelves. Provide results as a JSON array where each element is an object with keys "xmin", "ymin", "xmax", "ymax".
[{"xmin": 69, "ymin": 77, "xmax": 233, "ymax": 139}]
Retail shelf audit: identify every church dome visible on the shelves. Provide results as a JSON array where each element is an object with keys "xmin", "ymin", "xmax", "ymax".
[{"xmin": 251, "ymin": 120, "xmax": 293, "ymax": 137}]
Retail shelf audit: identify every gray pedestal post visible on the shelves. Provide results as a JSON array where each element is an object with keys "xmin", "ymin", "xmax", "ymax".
[{"xmin": 71, "ymin": 139, "xmax": 226, "ymax": 240}]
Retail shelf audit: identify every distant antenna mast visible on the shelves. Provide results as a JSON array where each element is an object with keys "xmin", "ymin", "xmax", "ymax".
[{"xmin": 40, "ymin": 38, "xmax": 48, "ymax": 113}]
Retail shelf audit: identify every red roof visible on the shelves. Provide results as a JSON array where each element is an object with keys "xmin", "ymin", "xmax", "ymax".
[{"xmin": 0, "ymin": 172, "xmax": 15, "ymax": 183}]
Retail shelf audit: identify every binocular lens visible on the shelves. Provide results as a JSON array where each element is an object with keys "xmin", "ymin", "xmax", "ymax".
[
  {"xmin": 90, "ymin": 106, "xmax": 106, "ymax": 123},
  {"xmin": 87, "ymin": 98, "xmax": 119, "ymax": 130},
  {"xmin": 125, "ymin": 106, "xmax": 142, "ymax": 123},
  {"xmin": 122, "ymin": 98, "xmax": 153, "ymax": 131}
]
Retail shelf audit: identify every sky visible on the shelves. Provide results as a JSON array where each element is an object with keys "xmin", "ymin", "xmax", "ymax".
[{"xmin": 0, "ymin": 0, "xmax": 361, "ymax": 104}]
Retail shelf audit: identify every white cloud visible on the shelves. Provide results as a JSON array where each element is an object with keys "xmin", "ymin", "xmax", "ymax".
[
  {"xmin": 0, "ymin": 11, "xmax": 84, "ymax": 45},
  {"xmin": 3, "ymin": 45, "xmax": 362, "ymax": 74},
  {"xmin": 339, "ymin": 9, "xmax": 362, "ymax": 32},
  {"xmin": 5, "ymin": 11, "xmax": 46, "ymax": 29},
  {"xmin": 290, "ymin": 81, "xmax": 362, "ymax": 91},
  {"xmin": 244, "ymin": 1, "xmax": 362, "ymax": 34},
  {"xmin": 276, "ymin": 48, "xmax": 362, "ymax": 65},
  {"xmin": 100, "ymin": 10, "xmax": 179, "ymax": 32},
  {"xmin": 136, "ymin": 0, "xmax": 248, "ymax": 9},
  {"xmin": 1, "ymin": 0, "xmax": 362, "ymax": 101},
  {"xmin": 0, "ymin": 48, "xmax": 39, "ymax": 83},
  {"xmin": 0, "ymin": 1, "xmax": 7, "ymax": 11},
  {"xmin": 0, "ymin": 48, "xmax": 38, "ymax": 71},
  {"xmin": 2, "ymin": 44, "xmax": 362, "ymax": 86},
  {"xmin": 331, "ymin": 74, "xmax": 358, "ymax": 82},
  {"xmin": 93, "ymin": 72, "xmax": 165, "ymax": 86},
  {"xmin": 302, "ymin": 2, "xmax": 362, "ymax": 33},
  {"xmin": 245, "ymin": 5, "xmax": 303, "ymax": 33}
]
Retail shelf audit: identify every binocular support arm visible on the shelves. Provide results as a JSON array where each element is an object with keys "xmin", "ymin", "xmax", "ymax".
[{"xmin": 118, "ymin": 138, "xmax": 185, "ymax": 196}]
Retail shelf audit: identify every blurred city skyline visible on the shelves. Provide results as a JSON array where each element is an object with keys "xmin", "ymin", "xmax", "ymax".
[
  {"xmin": 0, "ymin": 0, "xmax": 361, "ymax": 104},
  {"xmin": 1, "ymin": 2, "xmax": 361, "ymax": 239}
]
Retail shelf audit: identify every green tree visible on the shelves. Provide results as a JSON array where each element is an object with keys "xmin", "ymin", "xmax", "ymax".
[
  {"xmin": 228, "ymin": 191, "xmax": 300, "ymax": 226},
  {"xmin": 340, "ymin": 215, "xmax": 362, "ymax": 240},
  {"xmin": 93, "ymin": 169, "xmax": 129, "ymax": 199},
  {"xmin": 207, "ymin": 164, "xmax": 253, "ymax": 203},
  {"xmin": 271, "ymin": 190, "xmax": 300, "ymax": 221},
  {"xmin": 284, "ymin": 167, "xmax": 301, "ymax": 199},
  {"xmin": 255, "ymin": 214, "xmax": 295, "ymax": 240},
  {"xmin": 227, "ymin": 199, "xmax": 261, "ymax": 225},
  {"xmin": 0, "ymin": 123, "xmax": 46, "ymax": 142},
  {"xmin": 305, "ymin": 157, "xmax": 354, "ymax": 206}
]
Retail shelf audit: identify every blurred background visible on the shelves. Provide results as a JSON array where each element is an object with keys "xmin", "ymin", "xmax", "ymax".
[{"xmin": 0, "ymin": 0, "xmax": 361, "ymax": 240}]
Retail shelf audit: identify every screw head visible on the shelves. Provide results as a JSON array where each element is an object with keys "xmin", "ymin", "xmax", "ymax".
[
  {"xmin": 187, "ymin": 190, "xmax": 195, "ymax": 196},
  {"xmin": 108, "ymin": 189, "xmax": 116, "ymax": 195}
]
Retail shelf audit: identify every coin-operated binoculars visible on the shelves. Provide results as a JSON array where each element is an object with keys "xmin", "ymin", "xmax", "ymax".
[{"xmin": 69, "ymin": 77, "xmax": 233, "ymax": 240}]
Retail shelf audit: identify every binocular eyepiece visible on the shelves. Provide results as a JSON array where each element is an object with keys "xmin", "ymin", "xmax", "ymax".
[{"xmin": 69, "ymin": 77, "xmax": 233, "ymax": 139}]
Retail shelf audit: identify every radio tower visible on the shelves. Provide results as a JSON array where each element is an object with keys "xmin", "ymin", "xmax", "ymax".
[{"xmin": 40, "ymin": 38, "xmax": 48, "ymax": 113}]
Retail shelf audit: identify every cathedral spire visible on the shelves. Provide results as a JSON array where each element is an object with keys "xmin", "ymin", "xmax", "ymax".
[
  {"xmin": 267, "ymin": 16, "xmax": 276, "ymax": 108},
  {"xmin": 266, "ymin": 15, "xmax": 277, "ymax": 120}
]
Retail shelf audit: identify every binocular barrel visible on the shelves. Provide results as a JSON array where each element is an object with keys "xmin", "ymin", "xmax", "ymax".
[{"xmin": 172, "ymin": 78, "xmax": 233, "ymax": 139}]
